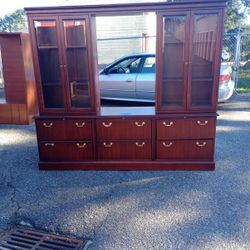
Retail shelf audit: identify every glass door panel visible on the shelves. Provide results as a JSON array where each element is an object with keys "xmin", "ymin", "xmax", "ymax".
[
  {"xmin": 34, "ymin": 20, "xmax": 64, "ymax": 108},
  {"xmin": 63, "ymin": 19, "xmax": 91, "ymax": 108},
  {"xmin": 161, "ymin": 15, "xmax": 187, "ymax": 109},
  {"xmin": 190, "ymin": 13, "xmax": 218, "ymax": 107}
]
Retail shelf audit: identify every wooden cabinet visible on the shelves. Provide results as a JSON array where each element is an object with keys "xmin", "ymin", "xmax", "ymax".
[
  {"xmin": 156, "ymin": 10, "xmax": 222, "ymax": 113},
  {"xmin": 29, "ymin": 16, "xmax": 98, "ymax": 114},
  {"xmin": 26, "ymin": 0, "xmax": 227, "ymax": 170},
  {"xmin": 0, "ymin": 33, "xmax": 38, "ymax": 124}
]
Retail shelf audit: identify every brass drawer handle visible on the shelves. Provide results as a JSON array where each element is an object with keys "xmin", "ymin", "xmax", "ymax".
[
  {"xmin": 162, "ymin": 121, "xmax": 174, "ymax": 127},
  {"xmin": 103, "ymin": 142, "xmax": 113, "ymax": 148},
  {"xmin": 135, "ymin": 142, "xmax": 145, "ymax": 147},
  {"xmin": 196, "ymin": 141, "xmax": 207, "ymax": 147},
  {"xmin": 135, "ymin": 121, "xmax": 145, "ymax": 127},
  {"xmin": 102, "ymin": 122, "xmax": 112, "ymax": 128},
  {"xmin": 162, "ymin": 142, "xmax": 173, "ymax": 147},
  {"xmin": 45, "ymin": 143, "xmax": 55, "ymax": 147},
  {"xmin": 76, "ymin": 143, "xmax": 86, "ymax": 148},
  {"xmin": 197, "ymin": 120, "xmax": 208, "ymax": 126},
  {"xmin": 43, "ymin": 122, "xmax": 53, "ymax": 128},
  {"xmin": 75, "ymin": 122, "xmax": 85, "ymax": 127}
]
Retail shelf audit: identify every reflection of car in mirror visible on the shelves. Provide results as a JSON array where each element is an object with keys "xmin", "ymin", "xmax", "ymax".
[{"xmin": 99, "ymin": 53, "xmax": 235, "ymax": 103}]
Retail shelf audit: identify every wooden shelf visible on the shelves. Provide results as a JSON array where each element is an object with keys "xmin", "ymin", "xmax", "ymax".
[
  {"xmin": 38, "ymin": 46, "xmax": 58, "ymax": 49},
  {"xmin": 66, "ymin": 46, "xmax": 87, "ymax": 49}
]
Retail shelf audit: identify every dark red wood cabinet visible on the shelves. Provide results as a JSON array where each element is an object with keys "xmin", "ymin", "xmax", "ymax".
[
  {"xmin": 0, "ymin": 33, "xmax": 38, "ymax": 124},
  {"xmin": 26, "ymin": 0, "xmax": 227, "ymax": 170}
]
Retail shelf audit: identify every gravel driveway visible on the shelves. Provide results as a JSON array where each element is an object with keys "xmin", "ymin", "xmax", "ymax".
[{"xmin": 0, "ymin": 94, "xmax": 249, "ymax": 250}]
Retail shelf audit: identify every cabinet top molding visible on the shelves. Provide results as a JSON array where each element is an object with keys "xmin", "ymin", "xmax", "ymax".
[{"xmin": 25, "ymin": 0, "xmax": 227, "ymax": 15}]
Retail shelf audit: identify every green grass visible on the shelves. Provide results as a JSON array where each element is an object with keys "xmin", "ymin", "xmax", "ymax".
[
  {"xmin": 239, "ymin": 68, "xmax": 250, "ymax": 88},
  {"xmin": 236, "ymin": 88, "xmax": 250, "ymax": 93}
]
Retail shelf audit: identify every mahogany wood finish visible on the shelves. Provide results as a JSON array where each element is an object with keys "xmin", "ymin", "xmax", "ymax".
[
  {"xmin": 97, "ymin": 140, "xmax": 152, "ymax": 160},
  {"xmin": 0, "ymin": 33, "xmax": 38, "ymax": 124},
  {"xmin": 156, "ymin": 117, "xmax": 216, "ymax": 139},
  {"xmin": 39, "ymin": 141, "xmax": 94, "ymax": 161},
  {"xmin": 36, "ymin": 118, "xmax": 93, "ymax": 140},
  {"xmin": 96, "ymin": 119, "xmax": 151, "ymax": 140},
  {"xmin": 25, "ymin": 0, "xmax": 227, "ymax": 170},
  {"xmin": 156, "ymin": 139, "xmax": 214, "ymax": 161}
]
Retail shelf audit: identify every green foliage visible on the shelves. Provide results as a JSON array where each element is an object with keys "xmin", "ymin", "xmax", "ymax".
[
  {"xmin": 0, "ymin": 9, "xmax": 26, "ymax": 32},
  {"xmin": 224, "ymin": 0, "xmax": 250, "ymax": 32}
]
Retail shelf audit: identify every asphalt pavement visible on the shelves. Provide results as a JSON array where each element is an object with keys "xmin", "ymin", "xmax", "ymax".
[{"xmin": 0, "ymin": 94, "xmax": 250, "ymax": 250}]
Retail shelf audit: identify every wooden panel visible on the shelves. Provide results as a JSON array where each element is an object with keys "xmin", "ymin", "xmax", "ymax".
[
  {"xmin": 0, "ymin": 104, "xmax": 12, "ymax": 123},
  {"xmin": 96, "ymin": 119, "xmax": 151, "ymax": 140},
  {"xmin": 0, "ymin": 35, "xmax": 26, "ymax": 103},
  {"xmin": 18, "ymin": 104, "xmax": 29, "ymax": 124},
  {"xmin": 98, "ymin": 140, "xmax": 151, "ymax": 160},
  {"xmin": 157, "ymin": 139, "xmax": 214, "ymax": 160},
  {"xmin": 39, "ymin": 161, "xmax": 215, "ymax": 171},
  {"xmin": 157, "ymin": 117, "xmax": 216, "ymax": 139},
  {"xmin": 10, "ymin": 104, "xmax": 20, "ymax": 124},
  {"xmin": 39, "ymin": 141, "xmax": 93, "ymax": 161}
]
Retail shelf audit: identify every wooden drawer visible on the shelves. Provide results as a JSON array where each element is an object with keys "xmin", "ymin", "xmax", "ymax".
[
  {"xmin": 38, "ymin": 141, "xmax": 94, "ymax": 161},
  {"xmin": 96, "ymin": 119, "xmax": 151, "ymax": 140},
  {"xmin": 65, "ymin": 120, "xmax": 93, "ymax": 140},
  {"xmin": 157, "ymin": 139, "xmax": 214, "ymax": 161},
  {"xmin": 157, "ymin": 117, "xmax": 216, "ymax": 139},
  {"xmin": 98, "ymin": 140, "xmax": 152, "ymax": 160},
  {"xmin": 36, "ymin": 119, "xmax": 92, "ymax": 140}
]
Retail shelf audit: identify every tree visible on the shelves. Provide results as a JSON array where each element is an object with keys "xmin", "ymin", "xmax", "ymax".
[
  {"xmin": 224, "ymin": 0, "xmax": 250, "ymax": 32},
  {"xmin": 0, "ymin": 9, "xmax": 26, "ymax": 32}
]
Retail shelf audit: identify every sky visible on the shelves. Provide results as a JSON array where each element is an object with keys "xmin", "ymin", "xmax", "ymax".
[
  {"xmin": 0, "ymin": 0, "xmax": 163, "ymax": 17},
  {"xmin": 1, "ymin": 0, "xmax": 250, "ymax": 24}
]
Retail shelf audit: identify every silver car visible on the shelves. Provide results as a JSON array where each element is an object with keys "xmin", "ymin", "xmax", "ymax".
[{"xmin": 99, "ymin": 53, "xmax": 234, "ymax": 103}]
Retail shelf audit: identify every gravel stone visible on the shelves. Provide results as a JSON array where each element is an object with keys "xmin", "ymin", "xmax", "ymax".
[{"xmin": 0, "ymin": 93, "xmax": 249, "ymax": 249}]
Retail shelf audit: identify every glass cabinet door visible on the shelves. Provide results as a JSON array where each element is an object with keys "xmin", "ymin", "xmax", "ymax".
[
  {"xmin": 160, "ymin": 14, "xmax": 188, "ymax": 110},
  {"xmin": 189, "ymin": 13, "xmax": 219, "ymax": 108},
  {"xmin": 34, "ymin": 20, "xmax": 65, "ymax": 109},
  {"xmin": 61, "ymin": 19, "xmax": 91, "ymax": 109}
]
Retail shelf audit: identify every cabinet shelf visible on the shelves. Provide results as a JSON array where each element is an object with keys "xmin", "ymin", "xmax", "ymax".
[
  {"xmin": 38, "ymin": 46, "xmax": 58, "ymax": 49},
  {"xmin": 42, "ymin": 82, "xmax": 61, "ymax": 86},
  {"xmin": 66, "ymin": 46, "xmax": 87, "ymax": 49}
]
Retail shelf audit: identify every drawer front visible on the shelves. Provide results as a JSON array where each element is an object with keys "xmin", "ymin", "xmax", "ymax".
[
  {"xmin": 157, "ymin": 117, "xmax": 216, "ymax": 139},
  {"xmin": 98, "ymin": 141, "xmax": 151, "ymax": 160},
  {"xmin": 36, "ymin": 119, "xmax": 92, "ymax": 140},
  {"xmin": 65, "ymin": 120, "xmax": 92, "ymax": 140},
  {"xmin": 157, "ymin": 139, "xmax": 214, "ymax": 161},
  {"xmin": 36, "ymin": 120, "xmax": 65, "ymax": 140},
  {"xmin": 39, "ymin": 141, "xmax": 94, "ymax": 161},
  {"xmin": 97, "ymin": 119, "xmax": 151, "ymax": 140}
]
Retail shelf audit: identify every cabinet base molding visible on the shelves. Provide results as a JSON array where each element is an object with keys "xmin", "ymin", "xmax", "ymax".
[{"xmin": 39, "ymin": 161, "xmax": 215, "ymax": 171}]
